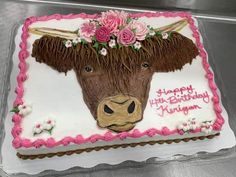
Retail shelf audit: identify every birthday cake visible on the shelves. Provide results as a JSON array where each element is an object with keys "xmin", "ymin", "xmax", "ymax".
[{"xmin": 11, "ymin": 11, "xmax": 225, "ymax": 159}]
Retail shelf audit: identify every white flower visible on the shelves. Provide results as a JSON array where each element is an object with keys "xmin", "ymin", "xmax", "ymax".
[
  {"xmin": 33, "ymin": 123, "xmax": 43, "ymax": 134},
  {"xmin": 99, "ymin": 48, "xmax": 107, "ymax": 56},
  {"xmin": 201, "ymin": 126, "xmax": 213, "ymax": 134},
  {"xmin": 178, "ymin": 118, "xmax": 201, "ymax": 132},
  {"xmin": 65, "ymin": 40, "xmax": 72, "ymax": 48},
  {"xmin": 149, "ymin": 30, "xmax": 155, "ymax": 36},
  {"xmin": 188, "ymin": 118, "xmax": 199, "ymax": 130},
  {"xmin": 43, "ymin": 119, "xmax": 56, "ymax": 130},
  {"xmin": 201, "ymin": 121, "xmax": 213, "ymax": 134},
  {"xmin": 177, "ymin": 121, "xmax": 190, "ymax": 131},
  {"xmin": 133, "ymin": 41, "xmax": 141, "ymax": 50},
  {"xmin": 72, "ymin": 37, "xmax": 81, "ymax": 44},
  {"xmin": 18, "ymin": 104, "xmax": 32, "ymax": 117},
  {"xmin": 190, "ymin": 123, "xmax": 198, "ymax": 130},
  {"xmin": 162, "ymin": 32, "xmax": 169, "ymax": 39},
  {"xmin": 201, "ymin": 121, "xmax": 213, "ymax": 127},
  {"xmin": 183, "ymin": 125, "xmax": 189, "ymax": 131},
  {"xmin": 108, "ymin": 39, "xmax": 116, "ymax": 48},
  {"xmin": 179, "ymin": 122, "xmax": 190, "ymax": 131}
]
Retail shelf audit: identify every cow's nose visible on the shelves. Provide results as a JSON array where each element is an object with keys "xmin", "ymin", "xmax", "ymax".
[{"xmin": 97, "ymin": 94, "xmax": 142, "ymax": 132}]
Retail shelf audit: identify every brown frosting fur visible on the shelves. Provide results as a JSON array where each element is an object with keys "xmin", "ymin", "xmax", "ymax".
[{"xmin": 31, "ymin": 32, "xmax": 199, "ymax": 131}]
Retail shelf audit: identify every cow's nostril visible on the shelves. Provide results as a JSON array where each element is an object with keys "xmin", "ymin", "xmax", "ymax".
[
  {"xmin": 104, "ymin": 105, "xmax": 114, "ymax": 114},
  {"xmin": 127, "ymin": 101, "xmax": 135, "ymax": 114}
]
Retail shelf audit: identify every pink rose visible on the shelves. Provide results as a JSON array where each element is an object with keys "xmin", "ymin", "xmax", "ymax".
[
  {"xmin": 95, "ymin": 27, "xmax": 111, "ymax": 42},
  {"xmin": 79, "ymin": 22, "xmax": 96, "ymax": 42},
  {"xmin": 117, "ymin": 28, "xmax": 136, "ymax": 46},
  {"xmin": 129, "ymin": 21, "xmax": 148, "ymax": 41},
  {"xmin": 100, "ymin": 10, "xmax": 128, "ymax": 33}
]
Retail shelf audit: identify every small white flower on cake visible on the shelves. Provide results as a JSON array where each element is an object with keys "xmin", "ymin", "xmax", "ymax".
[
  {"xmin": 149, "ymin": 30, "xmax": 155, "ymax": 36},
  {"xmin": 65, "ymin": 40, "xmax": 72, "ymax": 48},
  {"xmin": 201, "ymin": 121, "xmax": 213, "ymax": 134},
  {"xmin": 182, "ymin": 122, "xmax": 190, "ymax": 131},
  {"xmin": 188, "ymin": 118, "xmax": 199, "ymax": 130},
  {"xmin": 162, "ymin": 32, "xmax": 169, "ymax": 39},
  {"xmin": 201, "ymin": 125, "xmax": 213, "ymax": 134},
  {"xmin": 18, "ymin": 104, "xmax": 32, "ymax": 117},
  {"xmin": 177, "ymin": 122, "xmax": 190, "ymax": 132},
  {"xmin": 72, "ymin": 37, "xmax": 81, "ymax": 44},
  {"xmin": 108, "ymin": 39, "xmax": 116, "ymax": 48},
  {"xmin": 99, "ymin": 48, "xmax": 107, "ymax": 56},
  {"xmin": 133, "ymin": 41, "xmax": 141, "ymax": 50},
  {"xmin": 33, "ymin": 123, "xmax": 43, "ymax": 135},
  {"xmin": 177, "ymin": 118, "xmax": 200, "ymax": 133},
  {"xmin": 201, "ymin": 121, "xmax": 213, "ymax": 127},
  {"xmin": 43, "ymin": 119, "xmax": 56, "ymax": 131}
]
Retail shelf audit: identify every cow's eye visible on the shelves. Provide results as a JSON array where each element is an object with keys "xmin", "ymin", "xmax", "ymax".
[
  {"xmin": 141, "ymin": 62, "xmax": 150, "ymax": 69},
  {"xmin": 84, "ymin": 66, "xmax": 93, "ymax": 73}
]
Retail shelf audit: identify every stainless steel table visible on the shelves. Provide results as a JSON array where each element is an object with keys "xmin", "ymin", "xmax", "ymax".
[{"xmin": 0, "ymin": 0, "xmax": 236, "ymax": 176}]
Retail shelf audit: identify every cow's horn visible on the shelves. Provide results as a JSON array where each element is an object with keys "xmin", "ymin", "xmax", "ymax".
[
  {"xmin": 28, "ymin": 27, "xmax": 78, "ymax": 39},
  {"xmin": 28, "ymin": 19, "xmax": 188, "ymax": 39},
  {"xmin": 154, "ymin": 19, "xmax": 188, "ymax": 33}
]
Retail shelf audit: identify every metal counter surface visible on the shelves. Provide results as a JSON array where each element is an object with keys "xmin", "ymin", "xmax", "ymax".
[{"xmin": 0, "ymin": 0, "xmax": 236, "ymax": 176}]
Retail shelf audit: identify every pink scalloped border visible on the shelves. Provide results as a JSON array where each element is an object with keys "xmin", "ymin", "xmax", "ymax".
[{"xmin": 12, "ymin": 12, "xmax": 225, "ymax": 149}]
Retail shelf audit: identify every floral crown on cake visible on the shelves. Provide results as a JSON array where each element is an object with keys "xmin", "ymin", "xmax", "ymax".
[
  {"xmin": 63, "ymin": 10, "xmax": 170, "ymax": 56},
  {"xmin": 28, "ymin": 11, "xmax": 189, "ymax": 56}
]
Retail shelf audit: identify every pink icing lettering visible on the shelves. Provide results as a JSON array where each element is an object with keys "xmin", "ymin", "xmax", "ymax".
[
  {"xmin": 156, "ymin": 85, "xmax": 194, "ymax": 97},
  {"xmin": 149, "ymin": 97, "xmax": 168, "ymax": 107},
  {"xmin": 157, "ymin": 104, "xmax": 202, "ymax": 117}
]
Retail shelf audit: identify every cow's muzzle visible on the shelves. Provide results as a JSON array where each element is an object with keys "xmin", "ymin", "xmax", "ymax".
[{"xmin": 97, "ymin": 94, "xmax": 142, "ymax": 132}]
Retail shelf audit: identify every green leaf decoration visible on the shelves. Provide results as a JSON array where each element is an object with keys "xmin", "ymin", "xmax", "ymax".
[
  {"xmin": 118, "ymin": 43, "xmax": 123, "ymax": 49},
  {"xmin": 119, "ymin": 25, "xmax": 125, "ymax": 30},
  {"xmin": 92, "ymin": 36, "xmax": 96, "ymax": 41},
  {"xmin": 131, "ymin": 28, "xmax": 136, "ymax": 33},
  {"xmin": 10, "ymin": 107, "xmax": 19, "ymax": 113},
  {"xmin": 72, "ymin": 42, "xmax": 77, "ymax": 47},
  {"xmin": 81, "ymin": 39, "xmax": 87, "ymax": 45},
  {"xmin": 145, "ymin": 34, "xmax": 152, "ymax": 39},
  {"xmin": 93, "ymin": 42, "xmax": 99, "ymax": 50},
  {"xmin": 100, "ymin": 42, "xmax": 107, "ymax": 47},
  {"xmin": 130, "ymin": 45, "xmax": 136, "ymax": 51},
  {"xmin": 111, "ymin": 34, "xmax": 116, "ymax": 39},
  {"xmin": 155, "ymin": 31, "xmax": 162, "ymax": 36},
  {"xmin": 33, "ymin": 131, "xmax": 42, "ymax": 136},
  {"xmin": 47, "ymin": 127, "xmax": 53, "ymax": 135},
  {"xmin": 202, "ymin": 120, "xmax": 212, "ymax": 123},
  {"xmin": 126, "ymin": 17, "xmax": 132, "ymax": 24},
  {"xmin": 149, "ymin": 27, "xmax": 154, "ymax": 30}
]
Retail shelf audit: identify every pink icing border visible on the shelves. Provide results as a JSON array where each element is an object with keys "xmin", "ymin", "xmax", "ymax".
[{"xmin": 12, "ymin": 12, "xmax": 225, "ymax": 149}]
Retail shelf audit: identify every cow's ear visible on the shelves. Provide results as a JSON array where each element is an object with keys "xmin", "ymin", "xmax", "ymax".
[
  {"xmin": 32, "ymin": 36, "xmax": 74, "ymax": 73},
  {"xmin": 152, "ymin": 32, "xmax": 199, "ymax": 72}
]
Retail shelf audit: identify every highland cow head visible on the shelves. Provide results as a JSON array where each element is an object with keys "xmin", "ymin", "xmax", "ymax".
[{"xmin": 31, "ymin": 31, "xmax": 198, "ymax": 132}]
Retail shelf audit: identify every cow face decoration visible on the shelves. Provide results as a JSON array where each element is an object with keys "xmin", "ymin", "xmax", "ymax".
[{"xmin": 30, "ymin": 12, "xmax": 199, "ymax": 132}]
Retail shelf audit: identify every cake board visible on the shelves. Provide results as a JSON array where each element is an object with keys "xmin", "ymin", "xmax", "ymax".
[{"xmin": 1, "ymin": 23, "xmax": 235, "ymax": 175}]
